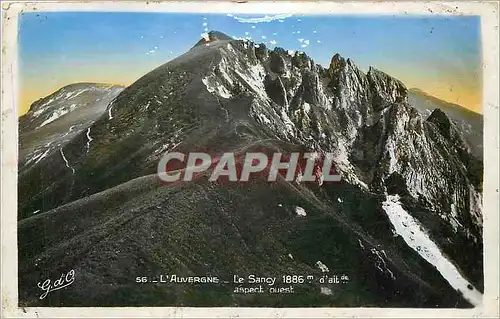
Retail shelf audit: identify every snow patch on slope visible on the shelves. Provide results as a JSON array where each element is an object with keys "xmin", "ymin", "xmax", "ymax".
[
  {"xmin": 108, "ymin": 105, "xmax": 114, "ymax": 120},
  {"xmin": 295, "ymin": 206, "xmax": 307, "ymax": 217},
  {"xmin": 202, "ymin": 76, "xmax": 232, "ymax": 99},
  {"xmin": 38, "ymin": 104, "xmax": 75, "ymax": 128},
  {"xmin": 371, "ymin": 248, "xmax": 395, "ymax": 280},
  {"xmin": 33, "ymin": 148, "xmax": 51, "ymax": 165},
  {"xmin": 382, "ymin": 194, "xmax": 482, "ymax": 306},
  {"xmin": 320, "ymin": 287, "xmax": 333, "ymax": 295},
  {"xmin": 315, "ymin": 260, "xmax": 329, "ymax": 272},
  {"xmin": 86, "ymin": 127, "xmax": 93, "ymax": 154},
  {"xmin": 60, "ymin": 148, "xmax": 75, "ymax": 174}
]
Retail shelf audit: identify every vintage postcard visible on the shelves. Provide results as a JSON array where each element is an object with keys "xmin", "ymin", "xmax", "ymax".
[{"xmin": 1, "ymin": 1, "xmax": 499, "ymax": 318}]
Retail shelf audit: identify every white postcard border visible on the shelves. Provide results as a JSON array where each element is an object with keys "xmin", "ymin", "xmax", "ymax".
[{"xmin": 1, "ymin": 1, "xmax": 498, "ymax": 318}]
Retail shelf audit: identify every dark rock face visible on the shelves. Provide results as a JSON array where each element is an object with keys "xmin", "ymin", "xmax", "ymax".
[
  {"xmin": 269, "ymin": 50, "xmax": 286, "ymax": 74},
  {"xmin": 264, "ymin": 74, "xmax": 287, "ymax": 107},
  {"xmin": 427, "ymin": 108, "xmax": 483, "ymax": 191},
  {"xmin": 428, "ymin": 108, "xmax": 453, "ymax": 138},
  {"xmin": 367, "ymin": 67, "xmax": 408, "ymax": 110},
  {"xmin": 385, "ymin": 172, "xmax": 411, "ymax": 197},
  {"xmin": 18, "ymin": 32, "xmax": 483, "ymax": 308},
  {"xmin": 408, "ymin": 88, "xmax": 483, "ymax": 159}
]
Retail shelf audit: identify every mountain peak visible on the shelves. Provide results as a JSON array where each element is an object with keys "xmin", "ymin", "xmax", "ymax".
[
  {"xmin": 194, "ymin": 30, "xmax": 233, "ymax": 47},
  {"xmin": 28, "ymin": 83, "xmax": 124, "ymax": 113},
  {"xmin": 329, "ymin": 53, "xmax": 347, "ymax": 71},
  {"xmin": 427, "ymin": 108, "xmax": 453, "ymax": 137}
]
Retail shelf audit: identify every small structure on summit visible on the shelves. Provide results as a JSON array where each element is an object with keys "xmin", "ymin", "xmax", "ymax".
[{"xmin": 194, "ymin": 30, "xmax": 233, "ymax": 47}]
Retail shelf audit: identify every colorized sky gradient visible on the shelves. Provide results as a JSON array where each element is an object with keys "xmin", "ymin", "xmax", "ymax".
[{"xmin": 18, "ymin": 12, "xmax": 482, "ymax": 115}]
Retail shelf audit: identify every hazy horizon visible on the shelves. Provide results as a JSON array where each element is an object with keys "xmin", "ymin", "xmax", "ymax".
[{"xmin": 18, "ymin": 12, "xmax": 482, "ymax": 115}]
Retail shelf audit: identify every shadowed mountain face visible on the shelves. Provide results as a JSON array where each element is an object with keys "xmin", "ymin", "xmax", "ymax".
[
  {"xmin": 408, "ymin": 88, "xmax": 483, "ymax": 159},
  {"xmin": 18, "ymin": 32, "xmax": 483, "ymax": 308}
]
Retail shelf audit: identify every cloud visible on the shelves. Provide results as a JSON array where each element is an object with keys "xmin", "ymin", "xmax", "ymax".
[
  {"xmin": 230, "ymin": 13, "xmax": 292, "ymax": 24},
  {"xmin": 269, "ymin": 40, "xmax": 277, "ymax": 45}
]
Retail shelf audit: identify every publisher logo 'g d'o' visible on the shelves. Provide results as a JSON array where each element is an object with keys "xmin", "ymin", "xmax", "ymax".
[
  {"xmin": 156, "ymin": 151, "xmax": 341, "ymax": 184},
  {"xmin": 37, "ymin": 269, "xmax": 75, "ymax": 300}
]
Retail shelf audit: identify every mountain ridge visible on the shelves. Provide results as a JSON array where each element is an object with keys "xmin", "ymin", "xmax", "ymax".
[
  {"xmin": 23, "ymin": 82, "xmax": 125, "ymax": 115},
  {"xmin": 409, "ymin": 88, "xmax": 481, "ymax": 116},
  {"xmin": 17, "ymin": 31, "xmax": 483, "ymax": 308}
]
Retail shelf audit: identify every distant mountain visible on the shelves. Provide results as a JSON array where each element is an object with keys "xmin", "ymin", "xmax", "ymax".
[
  {"xmin": 18, "ymin": 83, "xmax": 124, "ymax": 172},
  {"xmin": 18, "ymin": 31, "xmax": 483, "ymax": 308},
  {"xmin": 408, "ymin": 88, "xmax": 483, "ymax": 159}
]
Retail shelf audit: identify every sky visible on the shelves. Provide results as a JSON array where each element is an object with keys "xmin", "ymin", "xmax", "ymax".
[{"xmin": 18, "ymin": 12, "xmax": 482, "ymax": 115}]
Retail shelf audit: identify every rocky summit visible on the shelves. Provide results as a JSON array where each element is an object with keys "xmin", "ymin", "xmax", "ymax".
[{"xmin": 18, "ymin": 31, "xmax": 483, "ymax": 307}]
